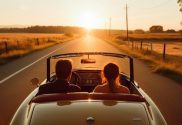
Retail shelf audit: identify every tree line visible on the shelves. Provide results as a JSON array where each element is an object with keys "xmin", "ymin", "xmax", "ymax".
[
  {"xmin": 134, "ymin": 25, "xmax": 182, "ymax": 34},
  {"xmin": 178, "ymin": 0, "xmax": 182, "ymax": 12},
  {"xmin": 0, "ymin": 26, "xmax": 85, "ymax": 34}
]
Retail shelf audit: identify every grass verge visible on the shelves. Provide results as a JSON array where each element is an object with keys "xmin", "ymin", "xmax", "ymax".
[
  {"xmin": 0, "ymin": 35, "xmax": 75, "ymax": 65},
  {"xmin": 103, "ymin": 37, "xmax": 182, "ymax": 84}
]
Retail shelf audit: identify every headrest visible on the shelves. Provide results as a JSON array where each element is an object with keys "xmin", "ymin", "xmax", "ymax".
[{"xmin": 31, "ymin": 92, "xmax": 145, "ymax": 103}]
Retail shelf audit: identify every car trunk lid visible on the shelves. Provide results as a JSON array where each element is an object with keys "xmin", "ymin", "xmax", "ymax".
[{"xmin": 30, "ymin": 100, "xmax": 150, "ymax": 125}]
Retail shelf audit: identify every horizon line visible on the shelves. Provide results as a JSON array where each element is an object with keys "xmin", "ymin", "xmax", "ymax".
[{"xmin": 0, "ymin": 24, "xmax": 181, "ymax": 31}]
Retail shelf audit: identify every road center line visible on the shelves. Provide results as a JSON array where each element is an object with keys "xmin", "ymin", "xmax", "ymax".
[{"xmin": 0, "ymin": 47, "xmax": 62, "ymax": 84}]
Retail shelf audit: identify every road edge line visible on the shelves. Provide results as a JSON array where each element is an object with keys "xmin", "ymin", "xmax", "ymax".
[{"xmin": 0, "ymin": 47, "xmax": 61, "ymax": 84}]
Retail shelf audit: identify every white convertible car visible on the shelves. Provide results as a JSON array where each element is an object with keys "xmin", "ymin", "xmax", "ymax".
[{"xmin": 11, "ymin": 52, "xmax": 167, "ymax": 125}]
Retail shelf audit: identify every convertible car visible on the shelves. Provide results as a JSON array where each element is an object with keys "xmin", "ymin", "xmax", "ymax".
[{"xmin": 10, "ymin": 52, "xmax": 167, "ymax": 125}]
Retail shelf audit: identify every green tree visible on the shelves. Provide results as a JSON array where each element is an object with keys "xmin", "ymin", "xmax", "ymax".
[
  {"xmin": 165, "ymin": 29, "xmax": 176, "ymax": 33},
  {"xmin": 149, "ymin": 25, "xmax": 163, "ymax": 33},
  {"xmin": 134, "ymin": 29, "xmax": 145, "ymax": 34}
]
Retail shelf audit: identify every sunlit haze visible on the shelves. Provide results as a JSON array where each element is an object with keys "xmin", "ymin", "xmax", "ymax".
[
  {"xmin": 78, "ymin": 11, "xmax": 99, "ymax": 30},
  {"xmin": 0, "ymin": 0, "xmax": 181, "ymax": 30}
]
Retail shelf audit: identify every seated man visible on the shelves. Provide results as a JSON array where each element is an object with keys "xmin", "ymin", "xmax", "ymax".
[{"xmin": 37, "ymin": 60, "xmax": 81, "ymax": 95}]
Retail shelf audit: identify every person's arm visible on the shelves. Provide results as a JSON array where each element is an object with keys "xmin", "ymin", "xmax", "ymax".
[
  {"xmin": 122, "ymin": 86, "xmax": 130, "ymax": 94},
  {"xmin": 75, "ymin": 85, "xmax": 81, "ymax": 91},
  {"xmin": 93, "ymin": 85, "xmax": 104, "ymax": 93},
  {"xmin": 70, "ymin": 84, "xmax": 81, "ymax": 92}
]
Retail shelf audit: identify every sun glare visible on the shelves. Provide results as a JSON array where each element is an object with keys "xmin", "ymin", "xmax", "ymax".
[{"xmin": 78, "ymin": 11, "xmax": 99, "ymax": 30}]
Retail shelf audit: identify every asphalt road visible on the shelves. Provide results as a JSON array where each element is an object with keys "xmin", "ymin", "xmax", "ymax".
[{"xmin": 0, "ymin": 35, "xmax": 181, "ymax": 125}]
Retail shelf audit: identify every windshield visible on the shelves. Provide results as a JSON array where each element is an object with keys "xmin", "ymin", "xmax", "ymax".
[{"xmin": 49, "ymin": 53, "xmax": 131, "ymax": 78}]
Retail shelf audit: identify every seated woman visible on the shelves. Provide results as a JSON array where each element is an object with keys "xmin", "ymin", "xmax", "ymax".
[{"xmin": 94, "ymin": 63, "xmax": 130, "ymax": 93}]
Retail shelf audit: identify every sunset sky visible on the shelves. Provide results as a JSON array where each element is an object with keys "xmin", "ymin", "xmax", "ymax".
[{"xmin": 0, "ymin": 0, "xmax": 181, "ymax": 30}]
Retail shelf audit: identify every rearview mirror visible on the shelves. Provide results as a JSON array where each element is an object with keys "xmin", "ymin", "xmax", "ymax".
[
  {"xmin": 81, "ymin": 59, "xmax": 96, "ymax": 64},
  {"xmin": 31, "ymin": 78, "xmax": 40, "ymax": 87}
]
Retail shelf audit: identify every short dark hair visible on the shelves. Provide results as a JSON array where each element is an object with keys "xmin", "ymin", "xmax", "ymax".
[{"xmin": 56, "ymin": 60, "xmax": 72, "ymax": 79}]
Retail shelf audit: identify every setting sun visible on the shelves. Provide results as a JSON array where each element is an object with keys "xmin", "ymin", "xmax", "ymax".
[{"xmin": 78, "ymin": 11, "xmax": 99, "ymax": 30}]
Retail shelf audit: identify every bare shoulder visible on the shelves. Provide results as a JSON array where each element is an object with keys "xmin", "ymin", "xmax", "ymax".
[
  {"xmin": 118, "ymin": 85, "xmax": 130, "ymax": 94},
  {"xmin": 93, "ymin": 84, "xmax": 107, "ymax": 92}
]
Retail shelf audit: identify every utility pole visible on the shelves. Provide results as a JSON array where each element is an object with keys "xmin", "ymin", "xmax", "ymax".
[
  {"xmin": 105, "ymin": 20, "xmax": 107, "ymax": 39},
  {"xmin": 109, "ymin": 17, "xmax": 112, "ymax": 37},
  {"xmin": 126, "ymin": 4, "xmax": 129, "ymax": 42}
]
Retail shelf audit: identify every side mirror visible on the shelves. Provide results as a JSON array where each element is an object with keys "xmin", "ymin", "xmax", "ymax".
[{"xmin": 31, "ymin": 78, "xmax": 40, "ymax": 87}]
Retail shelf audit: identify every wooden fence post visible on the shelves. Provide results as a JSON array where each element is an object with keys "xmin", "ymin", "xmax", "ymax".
[
  {"xmin": 140, "ymin": 41, "xmax": 143, "ymax": 50},
  {"xmin": 150, "ymin": 42, "xmax": 153, "ymax": 51},
  {"xmin": 36, "ymin": 38, "xmax": 39, "ymax": 45},
  {"xmin": 4, "ymin": 42, "xmax": 8, "ymax": 54},
  {"xmin": 163, "ymin": 43, "xmax": 166, "ymax": 61}
]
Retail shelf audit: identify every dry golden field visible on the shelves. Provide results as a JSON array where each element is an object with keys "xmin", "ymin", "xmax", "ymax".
[
  {"xmin": 126, "ymin": 41, "xmax": 182, "ymax": 57},
  {"xmin": 94, "ymin": 31, "xmax": 182, "ymax": 83},
  {"xmin": 152, "ymin": 42, "xmax": 182, "ymax": 56},
  {"xmin": 126, "ymin": 33, "xmax": 182, "ymax": 40},
  {"xmin": 102, "ymin": 31, "xmax": 182, "ymax": 57},
  {"xmin": 0, "ymin": 33, "xmax": 75, "ymax": 64}
]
